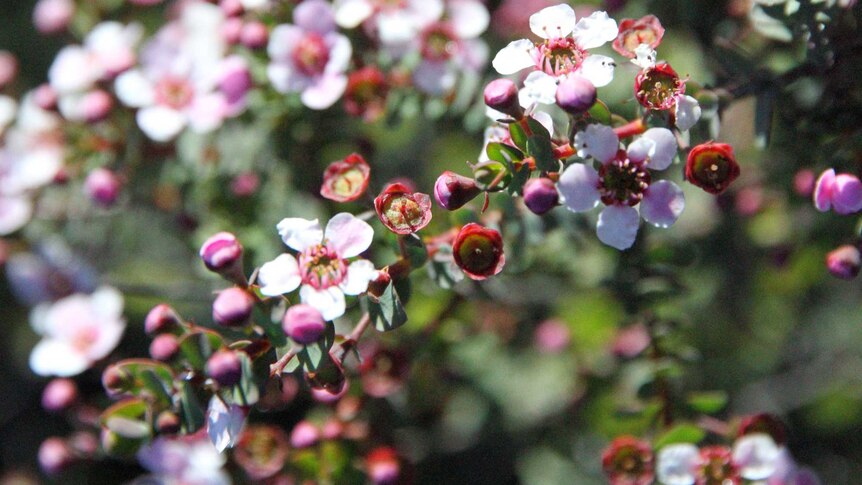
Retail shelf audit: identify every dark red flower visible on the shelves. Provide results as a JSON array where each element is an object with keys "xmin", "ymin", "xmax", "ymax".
[
  {"xmin": 320, "ymin": 153, "xmax": 371, "ymax": 203},
  {"xmin": 685, "ymin": 142, "xmax": 741, "ymax": 195},
  {"xmin": 614, "ymin": 15, "xmax": 666, "ymax": 58},
  {"xmin": 695, "ymin": 446, "xmax": 740, "ymax": 485},
  {"xmin": 737, "ymin": 413, "xmax": 787, "ymax": 445},
  {"xmin": 374, "ymin": 183, "xmax": 433, "ymax": 235},
  {"xmin": 234, "ymin": 425, "xmax": 290, "ymax": 480},
  {"xmin": 344, "ymin": 67, "xmax": 389, "ymax": 122},
  {"xmin": 452, "ymin": 223, "xmax": 505, "ymax": 280},
  {"xmin": 634, "ymin": 62, "xmax": 683, "ymax": 111},
  {"xmin": 601, "ymin": 435, "xmax": 655, "ymax": 485}
]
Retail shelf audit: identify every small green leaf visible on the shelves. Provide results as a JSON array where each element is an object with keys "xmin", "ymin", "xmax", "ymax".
[
  {"xmin": 588, "ymin": 100, "xmax": 612, "ymax": 125},
  {"xmin": 486, "ymin": 142, "xmax": 524, "ymax": 166},
  {"xmin": 527, "ymin": 134, "xmax": 557, "ymax": 171},
  {"xmin": 229, "ymin": 352, "xmax": 260, "ymax": 406},
  {"xmin": 686, "ymin": 391, "xmax": 729, "ymax": 414},
  {"xmin": 526, "ymin": 117, "xmax": 551, "ymax": 139},
  {"xmin": 654, "ymin": 423, "xmax": 706, "ymax": 449},
  {"xmin": 509, "ymin": 122, "xmax": 529, "ymax": 151},
  {"xmin": 368, "ymin": 282, "xmax": 408, "ymax": 332},
  {"xmin": 179, "ymin": 381, "xmax": 205, "ymax": 433},
  {"xmin": 402, "ymin": 233, "xmax": 429, "ymax": 268}
]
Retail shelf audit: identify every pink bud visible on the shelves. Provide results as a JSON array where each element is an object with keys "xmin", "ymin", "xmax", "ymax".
[
  {"xmin": 484, "ymin": 78, "xmax": 523, "ymax": 119},
  {"xmin": 831, "ymin": 173, "xmax": 862, "ymax": 214},
  {"xmin": 144, "ymin": 303, "xmax": 181, "ymax": 334},
  {"xmin": 149, "ymin": 333, "xmax": 180, "ymax": 361},
  {"xmin": 231, "ymin": 172, "xmax": 260, "ymax": 197},
  {"xmin": 793, "ymin": 169, "xmax": 816, "ymax": 197},
  {"xmin": 321, "ymin": 419, "xmax": 344, "ymax": 440},
  {"xmin": 826, "ymin": 244, "xmax": 861, "ymax": 280},
  {"xmin": 223, "ymin": 18, "xmax": 244, "ymax": 45},
  {"xmin": 289, "ymin": 421, "xmax": 320, "ymax": 448},
  {"xmin": 240, "ymin": 21, "xmax": 269, "ymax": 49},
  {"xmin": 533, "ymin": 319, "xmax": 570, "ymax": 354},
  {"xmin": 42, "ymin": 378, "xmax": 78, "ymax": 412},
  {"xmin": 38, "ymin": 437, "xmax": 74, "ymax": 475},
  {"xmin": 219, "ymin": 56, "xmax": 253, "ymax": 116},
  {"xmin": 813, "ymin": 168, "xmax": 835, "ymax": 212},
  {"xmin": 434, "ymin": 171, "xmax": 481, "ymax": 210},
  {"xmin": 33, "ymin": 0, "xmax": 74, "ymax": 35},
  {"xmin": 82, "ymin": 90, "xmax": 113, "ymax": 123},
  {"xmin": 84, "ymin": 168, "xmax": 122, "ymax": 207},
  {"xmin": 206, "ymin": 350, "xmax": 243, "ymax": 387},
  {"xmin": 212, "ymin": 287, "xmax": 255, "ymax": 327},
  {"xmin": 199, "ymin": 232, "xmax": 245, "ymax": 284},
  {"xmin": 556, "ymin": 75, "xmax": 596, "ymax": 114},
  {"xmin": 282, "ymin": 304, "xmax": 327, "ymax": 344},
  {"xmin": 0, "ymin": 51, "xmax": 18, "ymax": 89},
  {"xmin": 523, "ymin": 177, "xmax": 559, "ymax": 215},
  {"xmin": 220, "ymin": 0, "xmax": 244, "ymax": 17},
  {"xmin": 366, "ymin": 447, "xmax": 401, "ymax": 485},
  {"xmin": 33, "ymin": 84, "xmax": 58, "ymax": 111},
  {"xmin": 156, "ymin": 411, "xmax": 181, "ymax": 434}
]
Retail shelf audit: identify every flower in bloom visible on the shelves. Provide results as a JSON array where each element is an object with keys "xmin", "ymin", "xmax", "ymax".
[
  {"xmin": 267, "ymin": 0, "xmax": 352, "ymax": 110},
  {"xmin": 29, "ymin": 286, "xmax": 125, "ymax": 377},
  {"xmin": 137, "ymin": 432, "xmax": 230, "ymax": 485},
  {"xmin": 333, "ymin": 0, "xmax": 443, "ymax": 50},
  {"xmin": 812, "ymin": 168, "xmax": 862, "ymax": 214},
  {"xmin": 557, "ymin": 124, "xmax": 684, "ymax": 250},
  {"xmin": 233, "ymin": 425, "xmax": 290, "ymax": 480},
  {"xmin": 257, "ymin": 212, "xmax": 377, "ymax": 320},
  {"xmin": 320, "ymin": 153, "xmax": 371, "ymax": 202},
  {"xmin": 452, "ymin": 223, "xmax": 505, "ymax": 280},
  {"xmin": 344, "ymin": 66, "xmax": 389, "ymax": 122},
  {"xmin": 374, "ymin": 182, "xmax": 433, "ymax": 235},
  {"xmin": 685, "ymin": 142, "xmax": 741, "ymax": 195},
  {"xmin": 613, "ymin": 15, "xmax": 665, "ymax": 58},
  {"xmin": 632, "ymin": 51, "xmax": 701, "ymax": 131},
  {"xmin": 491, "ymin": 4, "xmax": 618, "ymax": 105},
  {"xmin": 601, "ymin": 435, "xmax": 655, "ymax": 485},
  {"xmin": 656, "ymin": 443, "xmax": 699, "ymax": 485},
  {"xmin": 695, "ymin": 446, "xmax": 741, "ymax": 485}
]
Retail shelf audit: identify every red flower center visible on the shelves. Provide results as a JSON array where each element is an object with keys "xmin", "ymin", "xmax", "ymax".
[
  {"xmin": 538, "ymin": 37, "xmax": 587, "ymax": 77},
  {"xmin": 598, "ymin": 152, "xmax": 651, "ymax": 206},
  {"xmin": 154, "ymin": 77, "xmax": 194, "ymax": 109},
  {"xmin": 299, "ymin": 244, "xmax": 346, "ymax": 289},
  {"xmin": 292, "ymin": 34, "xmax": 330, "ymax": 76}
]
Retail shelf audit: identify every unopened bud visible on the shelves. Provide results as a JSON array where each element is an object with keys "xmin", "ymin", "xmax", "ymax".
[
  {"xmin": 144, "ymin": 303, "xmax": 181, "ymax": 335},
  {"xmin": 101, "ymin": 365, "xmax": 132, "ymax": 395},
  {"xmin": 826, "ymin": 244, "xmax": 861, "ymax": 280},
  {"xmin": 155, "ymin": 411, "xmax": 181, "ymax": 434},
  {"xmin": 685, "ymin": 142, "xmax": 740, "ymax": 195},
  {"xmin": 206, "ymin": 350, "xmax": 243, "ymax": 387},
  {"xmin": 555, "ymin": 75, "xmax": 596, "ymax": 114},
  {"xmin": 149, "ymin": 333, "xmax": 180, "ymax": 361},
  {"xmin": 33, "ymin": 0, "xmax": 74, "ymax": 35},
  {"xmin": 434, "ymin": 170, "xmax": 481, "ymax": 210},
  {"xmin": 289, "ymin": 421, "xmax": 320, "ymax": 449},
  {"xmin": 222, "ymin": 18, "xmax": 244, "ymax": 45},
  {"xmin": 38, "ymin": 437, "xmax": 74, "ymax": 475},
  {"xmin": 366, "ymin": 446, "xmax": 401, "ymax": 485},
  {"xmin": 240, "ymin": 21, "xmax": 268, "ymax": 49},
  {"xmin": 82, "ymin": 90, "xmax": 113, "ymax": 123},
  {"xmin": 522, "ymin": 177, "xmax": 559, "ymax": 215},
  {"xmin": 200, "ymin": 231, "xmax": 246, "ymax": 285},
  {"xmin": 220, "ymin": 0, "xmax": 244, "ymax": 17},
  {"xmin": 33, "ymin": 83, "xmax": 58, "ymax": 111},
  {"xmin": 484, "ymin": 78, "xmax": 523, "ymax": 119},
  {"xmin": 42, "ymin": 378, "xmax": 78, "ymax": 412},
  {"xmin": 84, "ymin": 168, "xmax": 122, "ymax": 207},
  {"xmin": 282, "ymin": 304, "xmax": 327, "ymax": 344},
  {"xmin": 213, "ymin": 287, "xmax": 255, "ymax": 327}
]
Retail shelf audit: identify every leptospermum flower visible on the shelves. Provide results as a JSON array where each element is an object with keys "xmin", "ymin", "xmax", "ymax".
[
  {"xmin": 601, "ymin": 435, "xmax": 655, "ymax": 485},
  {"xmin": 452, "ymin": 223, "xmax": 505, "ymax": 280},
  {"xmin": 613, "ymin": 15, "xmax": 665, "ymax": 58},
  {"xmin": 29, "ymin": 286, "xmax": 125, "ymax": 377},
  {"xmin": 812, "ymin": 168, "xmax": 862, "ymax": 214},
  {"xmin": 632, "ymin": 46, "xmax": 702, "ymax": 132},
  {"xmin": 257, "ymin": 212, "xmax": 377, "ymax": 320},
  {"xmin": 695, "ymin": 446, "xmax": 741, "ymax": 485},
  {"xmin": 685, "ymin": 142, "xmax": 741, "ymax": 195},
  {"xmin": 374, "ymin": 183, "xmax": 433, "ymax": 235},
  {"xmin": 320, "ymin": 153, "xmax": 371, "ymax": 202},
  {"xmin": 333, "ymin": 0, "xmax": 443, "ymax": 51},
  {"xmin": 137, "ymin": 432, "xmax": 230, "ymax": 485},
  {"xmin": 491, "ymin": 4, "xmax": 618, "ymax": 105},
  {"xmin": 732, "ymin": 433, "xmax": 781, "ymax": 481},
  {"xmin": 267, "ymin": 0, "xmax": 352, "ymax": 110},
  {"xmin": 557, "ymin": 124, "xmax": 684, "ymax": 250}
]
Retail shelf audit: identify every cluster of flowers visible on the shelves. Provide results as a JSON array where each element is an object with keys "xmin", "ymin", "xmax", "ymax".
[{"xmin": 602, "ymin": 415, "xmax": 820, "ymax": 485}]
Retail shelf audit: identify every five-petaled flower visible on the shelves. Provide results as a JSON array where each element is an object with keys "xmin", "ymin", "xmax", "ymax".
[
  {"xmin": 632, "ymin": 49, "xmax": 702, "ymax": 132},
  {"xmin": 257, "ymin": 213, "xmax": 377, "ymax": 321},
  {"xmin": 557, "ymin": 124, "xmax": 685, "ymax": 250}
]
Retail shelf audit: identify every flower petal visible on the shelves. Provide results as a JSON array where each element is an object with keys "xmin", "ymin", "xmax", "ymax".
[
  {"xmin": 491, "ymin": 39, "xmax": 536, "ymax": 75},
  {"xmin": 641, "ymin": 180, "xmax": 685, "ymax": 228},
  {"xmin": 656, "ymin": 443, "xmax": 699, "ymax": 485},
  {"xmin": 572, "ymin": 11, "xmax": 618, "ymax": 49},
  {"xmin": 324, "ymin": 34, "xmax": 352, "ymax": 75},
  {"xmin": 813, "ymin": 168, "xmax": 835, "ymax": 212},
  {"xmin": 340, "ymin": 259, "xmax": 376, "ymax": 295},
  {"xmin": 206, "ymin": 396, "xmax": 246, "ymax": 453},
  {"xmin": 301, "ymin": 74, "xmax": 348, "ymax": 110},
  {"xmin": 333, "ymin": 0, "xmax": 374, "ymax": 29},
  {"xmin": 577, "ymin": 54, "xmax": 615, "ymax": 88},
  {"xmin": 733, "ymin": 434, "xmax": 780, "ymax": 481},
  {"xmin": 30, "ymin": 339, "xmax": 89, "ymax": 377},
  {"xmin": 136, "ymin": 106, "xmax": 186, "ymax": 142},
  {"xmin": 557, "ymin": 163, "xmax": 600, "ymax": 212},
  {"xmin": 519, "ymin": 70, "xmax": 557, "ymax": 105},
  {"xmin": 675, "ymin": 94, "xmax": 702, "ymax": 132},
  {"xmin": 277, "ymin": 217, "xmax": 323, "ymax": 251},
  {"xmin": 450, "ymin": 1, "xmax": 489, "ymax": 39},
  {"xmin": 300, "ymin": 285, "xmax": 346, "ymax": 321},
  {"xmin": 324, "ymin": 212, "xmax": 374, "ymax": 258},
  {"xmin": 575, "ymin": 123, "xmax": 619, "ymax": 162},
  {"xmin": 831, "ymin": 173, "xmax": 862, "ymax": 214},
  {"xmin": 0, "ymin": 195, "xmax": 33, "ymax": 236},
  {"xmin": 293, "ymin": 0, "xmax": 335, "ymax": 34},
  {"xmin": 257, "ymin": 254, "xmax": 302, "ymax": 297},
  {"xmin": 529, "ymin": 4, "xmax": 576, "ymax": 39},
  {"xmin": 628, "ymin": 127, "xmax": 677, "ymax": 170},
  {"xmin": 114, "ymin": 69, "xmax": 155, "ymax": 108},
  {"xmin": 597, "ymin": 205, "xmax": 640, "ymax": 250},
  {"xmin": 267, "ymin": 25, "xmax": 304, "ymax": 61}
]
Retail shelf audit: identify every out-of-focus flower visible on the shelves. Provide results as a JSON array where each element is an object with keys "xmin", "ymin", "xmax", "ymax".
[
  {"xmin": 320, "ymin": 153, "xmax": 371, "ymax": 202},
  {"xmin": 240, "ymin": 20, "xmax": 268, "ymax": 49},
  {"xmin": 557, "ymin": 125, "xmax": 684, "ymax": 250},
  {"xmin": 344, "ymin": 66, "xmax": 389, "ymax": 121},
  {"xmin": 533, "ymin": 319, "xmax": 570, "ymax": 353},
  {"xmin": 826, "ymin": 244, "xmax": 861, "ymax": 279},
  {"xmin": 4, "ymin": 238, "xmax": 97, "ymax": 305},
  {"xmin": 359, "ymin": 344, "xmax": 409, "ymax": 397},
  {"xmin": 137, "ymin": 432, "xmax": 230, "ymax": 485},
  {"xmin": 149, "ymin": 333, "xmax": 180, "ymax": 361},
  {"xmin": 289, "ymin": 420, "xmax": 320, "ymax": 448},
  {"xmin": 218, "ymin": 56, "xmax": 253, "ymax": 117},
  {"xmin": 334, "ymin": 0, "xmax": 443, "ymax": 50},
  {"xmin": 38, "ymin": 437, "xmax": 74, "ymax": 475},
  {"xmin": 234, "ymin": 425, "xmax": 289, "ymax": 480},
  {"xmin": 374, "ymin": 182, "xmax": 433, "ymax": 235},
  {"xmin": 257, "ymin": 213, "xmax": 377, "ymax": 320},
  {"xmin": 33, "ymin": 0, "xmax": 74, "ymax": 35},
  {"xmin": 452, "ymin": 223, "xmax": 505, "ymax": 280},
  {"xmin": 267, "ymin": 0, "xmax": 352, "ymax": 110},
  {"xmin": 84, "ymin": 167, "xmax": 122, "ymax": 206},
  {"xmin": 366, "ymin": 446, "xmax": 401, "ymax": 485},
  {"xmin": 601, "ymin": 435, "xmax": 655, "ymax": 485},
  {"xmin": 812, "ymin": 168, "xmax": 862, "ymax": 214},
  {"xmin": 695, "ymin": 446, "xmax": 740, "ymax": 485},
  {"xmin": 41, "ymin": 378, "xmax": 79, "ymax": 412},
  {"xmin": 613, "ymin": 15, "xmax": 665, "ymax": 58},
  {"xmin": 0, "ymin": 51, "xmax": 18, "ymax": 89},
  {"xmin": 492, "ymin": 4, "xmax": 618, "ymax": 105},
  {"xmin": 206, "ymin": 396, "xmax": 247, "ymax": 452},
  {"xmin": 29, "ymin": 286, "xmax": 125, "ymax": 377},
  {"xmin": 656, "ymin": 443, "xmax": 699, "ymax": 485},
  {"xmin": 685, "ymin": 142, "xmax": 740, "ymax": 195},
  {"xmin": 732, "ymin": 433, "xmax": 781, "ymax": 481}
]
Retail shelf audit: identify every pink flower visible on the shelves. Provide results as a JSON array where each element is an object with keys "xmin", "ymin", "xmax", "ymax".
[
  {"xmin": 334, "ymin": 0, "xmax": 443, "ymax": 49},
  {"xmin": 257, "ymin": 213, "xmax": 377, "ymax": 320},
  {"xmin": 812, "ymin": 168, "xmax": 862, "ymax": 215},
  {"xmin": 556, "ymin": 125, "xmax": 684, "ymax": 250},
  {"xmin": 491, "ymin": 4, "xmax": 618, "ymax": 105},
  {"xmin": 267, "ymin": 0, "xmax": 352, "ymax": 110},
  {"xmin": 28, "ymin": 286, "xmax": 125, "ymax": 377},
  {"xmin": 631, "ymin": 47, "xmax": 702, "ymax": 132},
  {"xmin": 137, "ymin": 432, "xmax": 230, "ymax": 485}
]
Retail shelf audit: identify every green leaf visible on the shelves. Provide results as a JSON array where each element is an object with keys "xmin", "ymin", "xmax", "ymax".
[
  {"xmin": 368, "ymin": 282, "xmax": 408, "ymax": 332},
  {"xmin": 178, "ymin": 330, "xmax": 225, "ymax": 370},
  {"xmin": 179, "ymin": 381, "xmax": 205, "ymax": 433},
  {"xmin": 276, "ymin": 344, "xmax": 302, "ymax": 373},
  {"xmin": 654, "ymin": 423, "xmax": 707, "ymax": 449},
  {"xmin": 100, "ymin": 398, "xmax": 152, "ymax": 457},
  {"xmin": 509, "ymin": 122, "xmax": 529, "ymax": 151},
  {"xmin": 402, "ymin": 233, "xmax": 429, "ymax": 268},
  {"xmin": 486, "ymin": 142, "xmax": 524, "ymax": 166},
  {"xmin": 108, "ymin": 359, "xmax": 175, "ymax": 404},
  {"xmin": 588, "ymin": 100, "xmax": 612, "ymax": 125},
  {"xmin": 686, "ymin": 391, "xmax": 729, "ymax": 414},
  {"xmin": 229, "ymin": 352, "xmax": 260, "ymax": 406},
  {"xmin": 507, "ymin": 164, "xmax": 530, "ymax": 197},
  {"xmin": 297, "ymin": 322, "xmax": 336, "ymax": 371},
  {"xmin": 526, "ymin": 117, "xmax": 551, "ymax": 139},
  {"xmin": 428, "ymin": 245, "xmax": 462, "ymax": 289},
  {"xmin": 527, "ymin": 134, "xmax": 557, "ymax": 171}
]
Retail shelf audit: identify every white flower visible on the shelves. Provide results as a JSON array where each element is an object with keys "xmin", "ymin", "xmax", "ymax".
[
  {"xmin": 656, "ymin": 443, "xmax": 699, "ymax": 485},
  {"xmin": 258, "ymin": 212, "xmax": 377, "ymax": 321},
  {"xmin": 556, "ymin": 125, "xmax": 684, "ymax": 250},
  {"xmin": 28, "ymin": 286, "xmax": 125, "ymax": 377},
  {"xmin": 491, "ymin": 4, "xmax": 618, "ymax": 104},
  {"xmin": 733, "ymin": 433, "xmax": 781, "ymax": 481},
  {"xmin": 206, "ymin": 396, "xmax": 246, "ymax": 453},
  {"xmin": 334, "ymin": 0, "xmax": 443, "ymax": 50},
  {"xmin": 137, "ymin": 432, "xmax": 231, "ymax": 485}
]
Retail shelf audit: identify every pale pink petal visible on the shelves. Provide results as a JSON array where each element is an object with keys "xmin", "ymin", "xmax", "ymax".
[
  {"xmin": 267, "ymin": 25, "xmax": 304, "ymax": 61},
  {"xmin": 675, "ymin": 94, "xmax": 702, "ymax": 132},
  {"xmin": 85, "ymin": 320, "xmax": 125, "ymax": 362},
  {"xmin": 597, "ymin": 205, "xmax": 640, "ymax": 250},
  {"xmin": 733, "ymin": 434, "xmax": 780, "ymax": 481},
  {"xmin": 334, "ymin": 0, "xmax": 374, "ymax": 29},
  {"xmin": 831, "ymin": 173, "xmax": 862, "ymax": 214},
  {"xmin": 632, "ymin": 45, "xmax": 657, "ymax": 69},
  {"xmin": 628, "ymin": 127, "xmax": 677, "ymax": 170},
  {"xmin": 492, "ymin": 39, "xmax": 537, "ymax": 75},
  {"xmin": 572, "ymin": 11, "xmax": 618, "ymax": 49},
  {"xmin": 136, "ymin": 106, "xmax": 186, "ymax": 142},
  {"xmin": 30, "ymin": 339, "xmax": 89, "ymax": 377},
  {"xmin": 656, "ymin": 443, "xmax": 699, "ymax": 485},
  {"xmin": 813, "ymin": 168, "xmax": 835, "ymax": 212},
  {"xmin": 277, "ymin": 217, "xmax": 323, "ymax": 251},
  {"xmin": 413, "ymin": 60, "xmax": 455, "ymax": 95},
  {"xmin": 557, "ymin": 163, "xmax": 600, "ymax": 212},
  {"xmin": 186, "ymin": 93, "xmax": 227, "ymax": 133},
  {"xmin": 324, "ymin": 212, "xmax": 374, "ymax": 258},
  {"xmin": 206, "ymin": 396, "xmax": 246, "ymax": 453},
  {"xmin": 575, "ymin": 123, "xmax": 619, "ymax": 162},
  {"xmin": 577, "ymin": 54, "xmax": 615, "ymax": 88},
  {"xmin": 377, "ymin": 11, "xmax": 416, "ymax": 46},
  {"xmin": 529, "ymin": 4, "xmax": 576, "ymax": 39},
  {"xmin": 519, "ymin": 70, "xmax": 557, "ymax": 105},
  {"xmin": 257, "ymin": 254, "xmax": 302, "ymax": 296},
  {"xmin": 293, "ymin": 0, "xmax": 335, "ymax": 34},
  {"xmin": 641, "ymin": 180, "xmax": 685, "ymax": 228},
  {"xmin": 267, "ymin": 63, "xmax": 308, "ymax": 94},
  {"xmin": 324, "ymin": 34, "xmax": 353, "ymax": 75},
  {"xmin": 450, "ymin": 0, "xmax": 489, "ymax": 39},
  {"xmin": 299, "ymin": 285, "xmax": 346, "ymax": 321},
  {"xmin": 301, "ymin": 75, "xmax": 347, "ymax": 110},
  {"xmin": 0, "ymin": 195, "xmax": 33, "ymax": 235},
  {"xmin": 340, "ymin": 259, "xmax": 376, "ymax": 296}
]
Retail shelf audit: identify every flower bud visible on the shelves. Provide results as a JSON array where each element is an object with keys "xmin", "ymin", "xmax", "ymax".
[
  {"xmin": 144, "ymin": 303, "xmax": 181, "ymax": 335},
  {"xmin": 601, "ymin": 435, "xmax": 655, "ymax": 485},
  {"xmin": 484, "ymin": 78, "xmax": 523, "ymax": 119},
  {"xmin": 555, "ymin": 75, "xmax": 596, "ymax": 115},
  {"xmin": 222, "ymin": 18, "xmax": 244, "ymax": 45},
  {"xmin": 737, "ymin": 413, "xmax": 787, "ymax": 445},
  {"xmin": 240, "ymin": 21, "xmax": 268, "ymax": 49},
  {"xmin": 452, "ymin": 223, "xmax": 505, "ymax": 280},
  {"xmin": 219, "ymin": 56, "xmax": 252, "ymax": 116},
  {"xmin": 42, "ymin": 378, "xmax": 78, "ymax": 412},
  {"xmin": 374, "ymin": 183, "xmax": 433, "ymax": 235},
  {"xmin": 322, "ymin": 419, "xmax": 344, "ymax": 440},
  {"xmin": 793, "ymin": 169, "xmax": 816, "ymax": 197},
  {"xmin": 235, "ymin": 425, "xmax": 290, "ymax": 480},
  {"xmin": 289, "ymin": 421, "xmax": 320, "ymax": 449},
  {"xmin": 815, "ymin": 170, "xmax": 862, "ymax": 215},
  {"xmin": 220, "ymin": 0, "xmax": 244, "ymax": 17},
  {"xmin": 81, "ymin": 90, "xmax": 113, "ymax": 123},
  {"xmin": 101, "ymin": 365, "xmax": 132, "ymax": 395},
  {"xmin": 282, "ymin": 304, "xmax": 327, "ymax": 344},
  {"xmin": 155, "ymin": 411, "xmax": 181, "ymax": 434},
  {"xmin": 826, "ymin": 244, "xmax": 861, "ymax": 280},
  {"xmin": 149, "ymin": 333, "xmax": 180, "ymax": 361},
  {"xmin": 84, "ymin": 168, "xmax": 122, "ymax": 206},
  {"xmin": 685, "ymin": 142, "xmax": 740, "ymax": 195},
  {"xmin": 434, "ymin": 171, "xmax": 481, "ymax": 210},
  {"xmin": 38, "ymin": 437, "xmax": 74, "ymax": 475},
  {"xmin": 213, "ymin": 287, "xmax": 255, "ymax": 327},
  {"xmin": 33, "ymin": 0, "xmax": 74, "ymax": 35},
  {"xmin": 522, "ymin": 177, "xmax": 559, "ymax": 215},
  {"xmin": 230, "ymin": 172, "xmax": 259, "ymax": 197},
  {"xmin": 0, "ymin": 51, "xmax": 18, "ymax": 89},
  {"xmin": 613, "ymin": 15, "xmax": 665, "ymax": 58},
  {"xmin": 320, "ymin": 153, "xmax": 371, "ymax": 202},
  {"xmin": 366, "ymin": 447, "xmax": 401, "ymax": 485},
  {"xmin": 533, "ymin": 319, "xmax": 570, "ymax": 354},
  {"xmin": 33, "ymin": 83, "xmax": 58, "ymax": 111},
  {"xmin": 206, "ymin": 350, "xmax": 243, "ymax": 387},
  {"xmin": 200, "ymin": 231, "xmax": 245, "ymax": 284}
]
